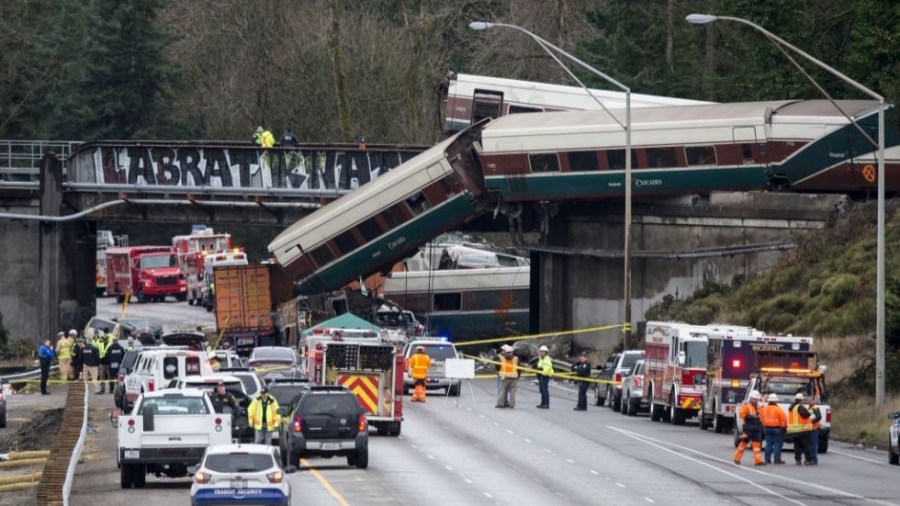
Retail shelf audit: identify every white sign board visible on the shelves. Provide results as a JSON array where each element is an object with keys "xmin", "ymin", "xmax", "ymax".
[{"xmin": 444, "ymin": 358, "xmax": 475, "ymax": 379}]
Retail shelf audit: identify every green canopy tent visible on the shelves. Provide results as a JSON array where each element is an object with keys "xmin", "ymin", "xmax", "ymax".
[{"xmin": 301, "ymin": 313, "xmax": 381, "ymax": 337}]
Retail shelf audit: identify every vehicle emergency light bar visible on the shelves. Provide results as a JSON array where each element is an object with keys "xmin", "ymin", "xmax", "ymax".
[{"xmin": 758, "ymin": 367, "xmax": 819, "ymax": 375}]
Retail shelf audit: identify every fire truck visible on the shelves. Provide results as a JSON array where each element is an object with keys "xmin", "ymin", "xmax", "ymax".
[
  {"xmin": 106, "ymin": 246, "xmax": 187, "ymax": 303},
  {"xmin": 304, "ymin": 329, "xmax": 404, "ymax": 436},
  {"xmin": 172, "ymin": 226, "xmax": 233, "ymax": 306},
  {"xmin": 699, "ymin": 331, "xmax": 814, "ymax": 433},
  {"xmin": 644, "ymin": 321, "xmax": 713, "ymax": 425}
]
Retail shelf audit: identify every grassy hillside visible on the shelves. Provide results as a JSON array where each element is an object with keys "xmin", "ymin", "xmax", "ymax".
[{"xmin": 644, "ymin": 200, "xmax": 900, "ymax": 446}]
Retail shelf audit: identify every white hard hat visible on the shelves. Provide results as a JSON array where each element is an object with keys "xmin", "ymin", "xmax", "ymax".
[
  {"xmin": 69, "ymin": 329, "xmax": 77, "ymax": 336},
  {"xmin": 794, "ymin": 393, "xmax": 805, "ymax": 401},
  {"xmin": 539, "ymin": 345, "xmax": 549, "ymax": 352},
  {"xmin": 57, "ymin": 331, "xmax": 65, "ymax": 337},
  {"xmin": 767, "ymin": 393, "xmax": 779, "ymax": 403},
  {"xmin": 500, "ymin": 344, "xmax": 513, "ymax": 353},
  {"xmin": 749, "ymin": 390, "xmax": 761, "ymax": 400}
]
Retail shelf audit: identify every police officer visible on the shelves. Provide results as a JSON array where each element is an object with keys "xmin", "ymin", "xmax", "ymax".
[
  {"xmin": 38, "ymin": 338, "xmax": 56, "ymax": 395},
  {"xmin": 106, "ymin": 335, "xmax": 125, "ymax": 394},
  {"xmin": 572, "ymin": 352, "xmax": 592, "ymax": 411},
  {"xmin": 210, "ymin": 381, "xmax": 238, "ymax": 414}
]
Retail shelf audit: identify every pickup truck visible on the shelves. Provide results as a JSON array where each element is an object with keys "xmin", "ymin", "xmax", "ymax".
[
  {"xmin": 734, "ymin": 369, "xmax": 831, "ymax": 453},
  {"xmin": 115, "ymin": 389, "xmax": 232, "ymax": 489}
]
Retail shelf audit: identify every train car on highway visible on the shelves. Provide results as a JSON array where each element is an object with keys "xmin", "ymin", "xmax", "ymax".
[
  {"xmin": 268, "ymin": 124, "xmax": 489, "ymax": 295},
  {"xmin": 440, "ymin": 72, "xmax": 712, "ymax": 134},
  {"xmin": 478, "ymin": 99, "xmax": 897, "ymax": 200}
]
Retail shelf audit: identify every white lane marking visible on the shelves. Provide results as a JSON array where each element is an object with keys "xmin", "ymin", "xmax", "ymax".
[
  {"xmin": 831, "ymin": 449, "xmax": 887, "ymax": 466},
  {"xmin": 566, "ymin": 458, "xmax": 575, "ymax": 464},
  {"xmin": 411, "ymin": 444, "xmax": 417, "ymax": 449},
  {"xmin": 607, "ymin": 426, "xmax": 806, "ymax": 506},
  {"xmin": 507, "ymin": 429, "xmax": 514, "ymax": 434},
  {"xmin": 464, "ymin": 478, "xmax": 472, "ymax": 484},
  {"xmin": 398, "ymin": 436, "xmax": 404, "ymax": 440},
  {"xmin": 493, "ymin": 422, "xmax": 499, "ymax": 426},
  {"xmin": 645, "ymin": 498, "xmax": 655, "ymax": 503},
  {"xmin": 590, "ymin": 469, "xmax": 599, "ymax": 475},
  {"xmin": 610, "ymin": 426, "xmax": 900, "ymax": 506},
  {"xmin": 445, "ymin": 466, "xmax": 454, "ymax": 471},
  {"xmin": 551, "ymin": 383, "xmax": 578, "ymax": 393},
  {"xmin": 427, "ymin": 454, "xmax": 434, "ymax": 460},
  {"xmin": 484, "ymin": 492, "xmax": 493, "ymax": 499},
  {"xmin": 466, "ymin": 407, "xmax": 472, "ymax": 411},
  {"xmin": 479, "ymin": 414, "xmax": 485, "ymax": 418},
  {"xmin": 544, "ymin": 448, "xmax": 552, "ymax": 453},
  {"xmin": 525, "ymin": 438, "xmax": 532, "ymax": 443},
  {"xmin": 616, "ymin": 482, "xmax": 626, "ymax": 488}
]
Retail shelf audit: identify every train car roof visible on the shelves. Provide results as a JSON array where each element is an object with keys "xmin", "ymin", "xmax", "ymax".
[
  {"xmin": 268, "ymin": 131, "xmax": 464, "ymax": 255},
  {"xmin": 384, "ymin": 266, "xmax": 530, "ymax": 292}
]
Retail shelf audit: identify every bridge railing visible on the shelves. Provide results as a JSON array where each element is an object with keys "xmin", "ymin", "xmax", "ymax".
[{"xmin": 0, "ymin": 140, "xmax": 81, "ymax": 181}]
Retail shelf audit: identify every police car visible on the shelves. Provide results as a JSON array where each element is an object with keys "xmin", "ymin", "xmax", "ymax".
[{"xmin": 191, "ymin": 444, "xmax": 294, "ymax": 506}]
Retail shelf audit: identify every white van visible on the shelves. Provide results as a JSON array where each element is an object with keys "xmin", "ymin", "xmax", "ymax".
[
  {"xmin": 122, "ymin": 347, "xmax": 214, "ymax": 411},
  {"xmin": 402, "ymin": 338, "xmax": 462, "ymax": 396}
]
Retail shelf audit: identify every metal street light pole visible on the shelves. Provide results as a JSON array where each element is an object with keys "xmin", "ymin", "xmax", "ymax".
[
  {"xmin": 469, "ymin": 21, "xmax": 634, "ymax": 349},
  {"xmin": 686, "ymin": 13, "xmax": 887, "ymax": 405}
]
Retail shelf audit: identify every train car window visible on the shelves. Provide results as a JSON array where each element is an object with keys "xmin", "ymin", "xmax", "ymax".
[
  {"xmin": 685, "ymin": 146, "xmax": 717, "ymax": 166},
  {"xmin": 357, "ymin": 218, "xmax": 382, "ymax": 241},
  {"xmin": 333, "ymin": 231, "xmax": 360, "ymax": 254},
  {"xmin": 606, "ymin": 149, "xmax": 639, "ymax": 170},
  {"xmin": 405, "ymin": 192, "xmax": 431, "ymax": 215},
  {"xmin": 381, "ymin": 204, "xmax": 408, "ymax": 228},
  {"xmin": 472, "ymin": 89, "xmax": 504, "ymax": 123},
  {"xmin": 529, "ymin": 153, "xmax": 559, "ymax": 173},
  {"xmin": 741, "ymin": 144, "xmax": 754, "ymax": 162},
  {"xmin": 646, "ymin": 148, "xmax": 677, "ymax": 168},
  {"xmin": 508, "ymin": 105, "xmax": 543, "ymax": 114},
  {"xmin": 433, "ymin": 292, "xmax": 462, "ymax": 311},
  {"xmin": 309, "ymin": 244, "xmax": 336, "ymax": 267},
  {"xmin": 567, "ymin": 151, "xmax": 599, "ymax": 172}
]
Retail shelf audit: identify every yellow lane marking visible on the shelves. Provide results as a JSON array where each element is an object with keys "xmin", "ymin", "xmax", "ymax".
[{"xmin": 301, "ymin": 458, "xmax": 351, "ymax": 506}]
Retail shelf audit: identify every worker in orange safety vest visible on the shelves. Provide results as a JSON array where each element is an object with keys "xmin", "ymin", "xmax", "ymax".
[
  {"xmin": 734, "ymin": 390, "xmax": 765, "ymax": 466},
  {"xmin": 408, "ymin": 346, "xmax": 431, "ymax": 402}
]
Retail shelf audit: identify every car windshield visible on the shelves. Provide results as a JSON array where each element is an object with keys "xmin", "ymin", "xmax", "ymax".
[
  {"xmin": 621, "ymin": 353, "xmax": 642, "ymax": 370},
  {"xmin": 764, "ymin": 377, "xmax": 816, "ymax": 401},
  {"xmin": 301, "ymin": 395, "xmax": 358, "ymax": 415},
  {"xmin": 186, "ymin": 381, "xmax": 241, "ymax": 392},
  {"xmin": 267, "ymin": 385, "xmax": 309, "ymax": 406},
  {"xmin": 204, "ymin": 453, "xmax": 274, "ymax": 473},
  {"xmin": 121, "ymin": 319, "xmax": 152, "ymax": 329},
  {"xmin": 419, "ymin": 345, "xmax": 456, "ymax": 360},
  {"xmin": 682, "ymin": 342, "xmax": 707, "ymax": 368},
  {"xmin": 140, "ymin": 254, "xmax": 176, "ymax": 269},
  {"xmin": 250, "ymin": 348, "xmax": 295, "ymax": 363},
  {"xmin": 137, "ymin": 396, "xmax": 209, "ymax": 415},
  {"xmin": 235, "ymin": 375, "xmax": 259, "ymax": 396}
]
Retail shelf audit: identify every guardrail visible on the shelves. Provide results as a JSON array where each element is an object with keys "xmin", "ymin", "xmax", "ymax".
[{"xmin": 1, "ymin": 365, "xmax": 58, "ymax": 384}]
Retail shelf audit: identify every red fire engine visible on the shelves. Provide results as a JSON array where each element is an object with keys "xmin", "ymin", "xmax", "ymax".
[
  {"xmin": 172, "ymin": 227, "xmax": 233, "ymax": 306},
  {"xmin": 644, "ymin": 321, "xmax": 711, "ymax": 425},
  {"xmin": 304, "ymin": 329, "xmax": 404, "ymax": 436},
  {"xmin": 106, "ymin": 246, "xmax": 187, "ymax": 303}
]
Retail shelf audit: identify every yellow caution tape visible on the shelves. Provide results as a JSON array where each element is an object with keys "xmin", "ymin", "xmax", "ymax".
[
  {"xmin": 462, "ymin": 353, "xmax": 613, "ymax": 385},
  {"xmin": 454, "ymin": 322, "xmax": 625, "ymax": 347}
]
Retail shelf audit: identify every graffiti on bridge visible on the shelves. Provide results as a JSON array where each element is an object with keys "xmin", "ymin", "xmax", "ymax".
[{"xmin": 89, "ymin": 146, "xmax": 420, "ymax": 190}]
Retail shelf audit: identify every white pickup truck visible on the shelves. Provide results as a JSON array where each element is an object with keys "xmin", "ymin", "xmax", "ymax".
[{"xmin": 116, "ymin": 389, "xmax": 231, "ymax": 488}]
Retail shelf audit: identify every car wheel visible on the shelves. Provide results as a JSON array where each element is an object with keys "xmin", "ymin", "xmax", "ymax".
[
  {"xmin": 627, "ymin": 397, "xmax": 638, "ymax": 417},
  {"xmin": 0, "ymin": 410, "xmax": 6, "ymax": 429},
  {"xmin": 116, "ymin": 294, "xmax": 125, "ymax": 304},
  {"xmin": 619, "ymin": 395, "xmax": 627, "ymax": 415},
  {"xmin": 606, "ymin": 387, "xmax": 614, "ymax": 409},
  {"xmin": 669, "ymin": 392, "xmax": 685, "ymax": 425},
  {"xmin": 890, "ymin": 438, "xmax": 899, "ymax": 465},
  {"xmin": 594, "ymin": 386, "xmax": 604, "ymax": 407},
  {"xmin": 120, "ymin": 463, "xmax": 133, "ymax": 489},
  {"xmin": 136, "ymin": 289, "xmax": 147, "ymax": 304},
  {"xmin": 354, "ymin": 448, "xmax": 368, "ymax": 469},
  {"xmin": 347, "ymin": 453, "xmax": 358, "ymax": 466},
  {"xmin": 133, "ymin": 464, "xmax": 146, "ymax": 488},
  {"xmin": 175, "ymin": 293, "xmax": 187, "ymax": 302},
  {"xmin": 389, "ymin": 423, "xmax": 401, "ymax": 437},
  {"xmin": 819, "ymin": 434, "xmax": 829, "ymax": 454}
]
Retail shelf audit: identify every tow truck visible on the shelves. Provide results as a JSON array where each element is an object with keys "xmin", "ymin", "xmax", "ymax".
[
  {"xmin": 304, "ymin": 329, "xmax": 404, "ymax": 436},
  {"xmin": 735, "ymin": 360, "xmax": 831, "ymax": 453},
  {"xmin": 700, "ymin": 331, "xmax": 813, "ymax": 434}
]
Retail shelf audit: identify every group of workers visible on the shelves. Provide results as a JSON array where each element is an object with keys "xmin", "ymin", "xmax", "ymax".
[
  {"xmin": 41, "ymin": 329, "xmax": 136, "ymax": 395},
  {"xmin": 209, "ymin": 380, "xmax": 280, "ymax": 445},
  {"xmin": 735, "ymin": 389, "xmax": 823, "ymax": 466},
  {"xmin": 252, "ymin": 126, "xmax": 299, "ymax": 148}
]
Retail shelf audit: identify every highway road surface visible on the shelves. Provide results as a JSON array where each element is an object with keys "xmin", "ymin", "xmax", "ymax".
[{"xmin": 68, "ymin": 297, "xmax": 900, "ymax": 505}]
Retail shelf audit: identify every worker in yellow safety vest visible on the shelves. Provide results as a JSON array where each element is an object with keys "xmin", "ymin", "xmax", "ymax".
[
  {"xmin": 55, "ymin": 330, "xmax": 76, "ymax": 381},
  {"xmin": 248, "ymin": 388, "xmax": 280, "ymax": 445},
  {"xmin": 495, "ymin": 345, "xmax": 519, "ymax": 409},
  {"xmin": 408, "ymin": 346, "xmax": 431, "ymax": 402},
  {"xmin": 787, "ymin": 393, "xmax": 814, "ymax": 465},
  {"xmin": 536, "ymin": 345, "xmax": 554, "ymax": 409}
]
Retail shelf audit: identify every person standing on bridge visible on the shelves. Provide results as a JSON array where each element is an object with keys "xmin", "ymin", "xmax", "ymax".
[
  {"xmin": 572, "ymin": 351, "xmax": 592, "ymax": 411},
  {"xmin": 279, "ymin": 128, "xmax": 299, "ymax": 148},
  {"xmin": 733, "ymin": 390, "xmax": 765, "ymax": 466},
  {"xmin": 408, "ymin": 346, "xmax": 431, "ymax": 402},
  {"xmin": 55, "ymin": 331, "xmax": 74, "ymax": 381},
  {"xmin": 762, "ymin": 393, "xmax": 787, "ymax": 464},
  {"xmin": 535, "ymin": 345, "xmax": 554, "ymax": 409},
  {"xmin": 38, "ymin": 337, "xmax": 56, "ymax": 395},
  {"xmin": 495, "ymin": 345, "xmax": 519, "ymax": 409}
]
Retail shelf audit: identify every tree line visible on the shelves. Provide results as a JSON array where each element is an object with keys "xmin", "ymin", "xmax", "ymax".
[{"xmin": 1, "ymin": 0, "xmax": 897, "ymax": 145}]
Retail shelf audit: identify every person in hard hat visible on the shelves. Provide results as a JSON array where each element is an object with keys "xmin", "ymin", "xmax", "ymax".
[
  {"xmin": 408, "ymin": 346, "xmax": 431, "ymax": 402},
  {"xmin": 248, "ymin": 388, "xmax": 280, "ymax": 445},
  {"xmin": 37, "ymin": 337, "xmax": 56, "ymax": 395},
  {"xmin": 55, "ymin": 331, "xmax": 75, "ymax": 381},
  {"xmin": 535, "ymin": 345, "xmax": 554, "ymax": 409},
  {"xmin": 762, "ymin": 393, "xmax": 788, "ymax": 464},
  {"xmin": 787, "ymin": 392, "xmax": 814, "ymax": 465},
  {"xmin": 807, "ymin": 396, "xmax": 823, "ymax": 465},
  {"xmin": 495, "ymin": 345, "xmax": 519, "ymax": 409},
  {"xmin": 252, "ymin": 126, "xmax": 264, "ymax": 145},
  {"xmin": 572, "ymin": 351, "xmax": 592, "ymax": 411},
  {"xmin": 733, "ymin": 390, "xmax": 765, "ymax": 465}
]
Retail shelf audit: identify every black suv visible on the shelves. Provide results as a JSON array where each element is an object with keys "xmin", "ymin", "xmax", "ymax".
[{"xmin": 278, "ymin": 386, "xmax": 369, "ymax": 469}]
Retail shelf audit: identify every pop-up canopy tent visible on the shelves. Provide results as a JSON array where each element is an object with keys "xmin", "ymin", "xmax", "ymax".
[{"xmin": 301, "ymin": 313, "xmax": 381, "ymax": 337}]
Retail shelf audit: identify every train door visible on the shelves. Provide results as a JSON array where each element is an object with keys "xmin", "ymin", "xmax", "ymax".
[
  {"xmin": 472, "ymin": 89, "xmax": 504, "ymax": 123},
  {"xmin": 732, "ymin": 127, "xmax": 759, "ymax": 165}
]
